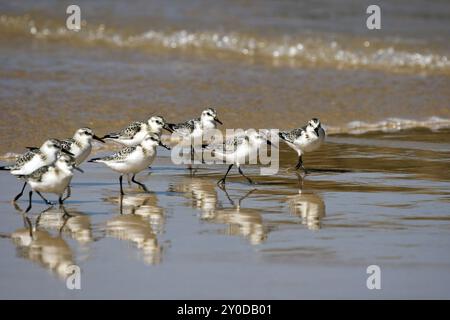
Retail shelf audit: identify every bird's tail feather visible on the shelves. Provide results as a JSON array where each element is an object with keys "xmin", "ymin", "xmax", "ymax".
[{"xmin": 0, "ymin": 166, "xmax": 10, "ymax": 171}]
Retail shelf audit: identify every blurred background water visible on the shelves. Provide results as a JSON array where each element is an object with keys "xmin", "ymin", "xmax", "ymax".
[{"xmin": 0, "ymin": 0, "xmax": 449, "ymax": 153}]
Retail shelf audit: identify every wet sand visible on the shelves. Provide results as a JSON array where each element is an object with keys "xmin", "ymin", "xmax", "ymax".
[{"xmin": 1, "ymin": 129, "xmax": 449, "ymax": 299}]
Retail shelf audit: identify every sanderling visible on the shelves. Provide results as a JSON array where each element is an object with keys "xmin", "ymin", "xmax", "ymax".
[
  {"xmin": 61, "ymin": 127, "xmax": 105, "ymax": 165},
  {"xmin": 102, "ymin": 116, "xmax": 172, "ymax": 147},
  {"xmin": 0, "ymin": 139, "xmax": 74, "ymax": 202},
  {"xmin": 59, "ymin": 127, "xmax": 105, "ymax": 201},
  {"xmin": 167, "ymin": 108, "xmax": 223, "ymax": 161},
  {"xmin": 89, "ymin": 133, "xmax": 170, "ymax": 195},
  {"xmin": 16, "ymin": 153, "xmax": 81, "ymax": 212},
  {"xmin": 208, "ymin": 130, "xmax": 273, "ymax": 186},
  {"xmin": 278, "ymin": 118, "xmax": 325, "ymax": 173}
]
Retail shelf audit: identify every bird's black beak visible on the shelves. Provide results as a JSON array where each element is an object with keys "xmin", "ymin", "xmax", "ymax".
[
  {"xmin": 163, "ymin": 123, "xmax": 174, "ymax": 133},
  {"xmin": 159, "ymin": 141, "xmax": 171, "ymax": 150},
  {"xmin": 74, "ymin": 166, "xmax": 84, "ymax": 173},
  {"xmin": 93, "ymin": 135, "xmax": 106, "ymax": 143},
  {"xmin": 214, "ymin": 117, "xmax": 223, "ymax": 125},
  {"xmin": 61, "ymin": 149, "xmax": 75, "ymax": 156},
  {"xmin": 314, "ymin": 127, "xmax": 320, "ymax": 136}
]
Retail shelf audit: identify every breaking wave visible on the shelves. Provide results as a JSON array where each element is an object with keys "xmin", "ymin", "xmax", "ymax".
[
  {"xmin": 1, "ymin": 14, "xmax": 449, "ymax": 74},
  {"xmin": 326, "ymin": 117, "xmax": 450, "ymax": 135}
]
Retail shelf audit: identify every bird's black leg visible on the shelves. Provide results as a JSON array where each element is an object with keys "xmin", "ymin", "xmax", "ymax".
[
  {"xmin": 238, "ymin": 166, "xmax": 255, "ymax": 184},
  {"xmin": 190, "ymin": 136, "xmax": 195, "ymax": 163},
  {"xmin": 131, "ymin": 174, "xmax": 149, "ymax": 192},
  {"xmin": 295, "ymin": 155, "xmax": 307, "ymax": 174},
  {"xmin": 25, "ymin": 191, "xmax": 33, "ymax": 213},
  {"xmin": 58, "ymin": 196, "xmax": 64, "ymax": 206},
  {"xmin": 13, "ymin": 182, "xmax": 27, "ymax": 202},
  {"xmin": 217, "ymin": 164, "xmax": 233, "ymax": 186},
  {"xmin": 36, "ymin": 191, "xmax": 54, "ymax": 205},
  {"xmin": 119, "ymin": 175, "xmax": 124, "ymax": 196},
  {"xmin": 200, "ymin": 141, "xmax": 205, "ymax": 164},
  {"xmin": 62, "ymin": 185, "xmax": 71, "ymax": 201},
  {"xmin": 119, "ymin": 193, "xmax": 124, "ymax": 215}
]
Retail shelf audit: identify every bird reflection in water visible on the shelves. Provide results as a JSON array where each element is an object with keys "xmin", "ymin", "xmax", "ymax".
[
  {"xmin": 287, "ymin": 175, "xmax": 326, "ymax": 230},
  {"xmin": 171, "ymin": 178, "xmax": 267, "ymax": 245},
  {"xmin": 104, "ymin": 191, "xmax": 165, "ymax": 234},
  {"xmin": 104, "ymin": 193, "xmax": 164, "ymax": 265},
  {"xmin": 169, "ymin": 177, "xmax": 218, "ymax": 219},
  {"xmin": 9, "ymin": 208, "xmax": 76, "ymax": 279},
  {"xmin": 211, "ymin": 187, "xmax": 267, "ymax": 245},
  {"xmin": 27, "ymin": 205, "xmax": 93, "ymax": 244}
]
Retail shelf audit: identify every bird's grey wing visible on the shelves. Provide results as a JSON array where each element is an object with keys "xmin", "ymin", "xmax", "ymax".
[
  {"xmin": 105, "ymin": 122, "xmax": 143, "ymax": 140},
  {"xmin": 18, "ymin": 165, "xmax": 50, "ymax": 182},
  {"xmin": 102, "ymin": 146, "xmax": 137, "ymax": 162},
  {"xmin": 168, "ymin": 120, "xmax": 195, "ymax": 136},
  {"xmin": 206, "ymin": 133, "xmax": 245, "ymax": 154},
  {"xmin": 10, "ymin": 150, "xmax": 39, "ymax": 170},
  {"xmin": 279, "ymin": 128, "xmax": 305, "ymax": 143}
]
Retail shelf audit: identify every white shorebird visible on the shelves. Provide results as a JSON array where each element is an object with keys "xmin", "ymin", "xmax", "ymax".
[
  {"xmin": 61, "ymin": 127, "xmax": 105, "ymax": 165},
  {"xmin": 16, "ymin": 153, "xmax": 81, "ymax": 212},
  {"xmin": 278, "ymin": 118, "xmax": 325, "ymax": 173},
  {"xmin": 167, "ymin": 108, "xmax": 222, "ymax": 161},
  {"xmin": 0, "ymin": 139, "xmax": 74, "ymax": 202},
  {"xmin": 89, "ymin": 134, "xmax": 170, "ymax": 195},
  {"xmin": 207, "ymin": 130, "xmax": 273, "ymax": 186},
  {"xmin": 59, "ymin": 127, "xmax": 105, "ymax": 200},
  {"xmin": 101, "ymin": 116, "xmax": 172, "ymax": 147}
]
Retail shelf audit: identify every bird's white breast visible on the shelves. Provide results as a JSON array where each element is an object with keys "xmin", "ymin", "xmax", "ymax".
[
  {"xmin": 29, "ymin": 168, "xmax": 73, "ymax": 195},
  {"xmin": 294, "ymin": 128, "xmax": 325, "ymax": 153},
  {"xmin": 106, "ymin": 148, "xmax": 156, "ymax": 174}
]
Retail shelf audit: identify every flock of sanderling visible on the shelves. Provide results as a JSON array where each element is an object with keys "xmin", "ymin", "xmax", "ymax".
[{"xmin": 0, "ymin": 108, "xmax": 325, "ymax": 212}]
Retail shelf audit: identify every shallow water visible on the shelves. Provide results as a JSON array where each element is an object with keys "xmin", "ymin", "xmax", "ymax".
[{"xmin": 0, "ymin": 129, "xmax": 449, "ymax": 299}]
